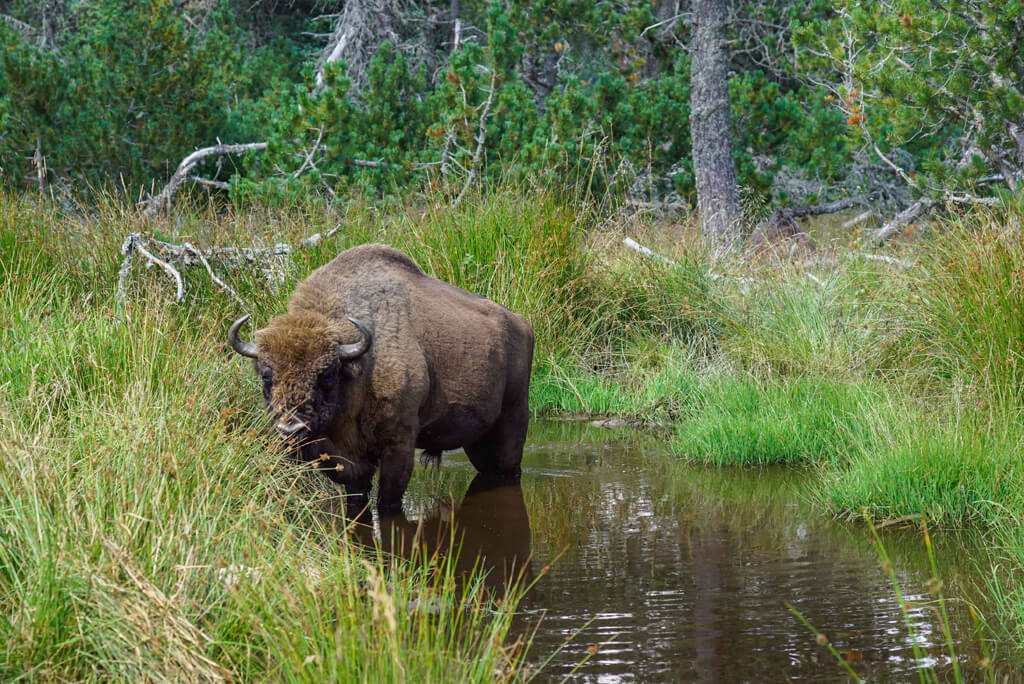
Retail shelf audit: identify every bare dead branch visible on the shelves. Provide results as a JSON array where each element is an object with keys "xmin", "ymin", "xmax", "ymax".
[
  {"xmin": 186, "ymin": 176, "xmax": 230, "ymax": 191},
  {"xmin": 349, "ymin": 158, "xmax": 439, "ymax": 169},
  {"xmin": 294, "ymin": 128, "xmax": 325, "ymax": 179},
  {"xmin": 141, "ymin": 142, "xmax": 267, "ymax": 217},
  {"xmin": 622, "ymin": 237, "xmax": 677, "ymax": 265},
  {"xmin": 640, "ymin": 12, "xmax": 688, "ymax": 38},
  {"xmin": 861, "ymin": 253, "xmax": 913, "ymax": 269},
  {"xmin": 313, "ymin": 0, "xmax": 431, "ymax": 97},
  {"xmin": 1, "ymin": 13, "xmax": 42, "ymax": 42},
  {"xmin": 750, "ymin": 196, "xmax": 865, "ymax": 254},
  {"xmin": 454, "ymin": 70, "xmax": 497, "ymax": 206},
  {"xmin": 183, "ymin": 242, "xmax": 246, "ymax": 309},
  {"xmin": 842, "ymin": 210, "xmax": 874, "ymax": 229},
  {"xmin": 132, "ymin": 235, "xmax": 185, "ymax": 302},
  {"xmin": 33, "ymin": 135, "xmax": 45, "ymax": 196},
  {"xmin": 770, "ymin": 196, "xmax": 866, "ymax": 221},
  {"xmin": 115, "ymin": 225, "xmax": 342, "ymax": 309},
  {"xmin": 942, "ymin": 192, "xmax": 1002, "ymax": 207},
  {"xmin": 872, "ymin": 198, "xmax": 935, "ymax": 246}
]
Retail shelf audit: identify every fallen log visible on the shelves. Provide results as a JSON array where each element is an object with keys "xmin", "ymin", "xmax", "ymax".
[{"xmin": 115, "ymin": 225, "xmax": 341, "ymax": 310}]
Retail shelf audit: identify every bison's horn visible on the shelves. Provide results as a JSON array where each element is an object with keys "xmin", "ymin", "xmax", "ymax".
[
  {"xmin": 228, "ymin": 314, "xmax": 259, "ymax": 358},
  {"xmin": 337, "ymin": 316, "xmax": 372, "ymax": 360}
]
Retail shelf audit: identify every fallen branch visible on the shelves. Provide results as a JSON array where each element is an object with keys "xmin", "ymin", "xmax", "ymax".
[
  {"xmin": 753, "ymin": 196, "xmax": 865, "ymax": 232},
  {"xmin": 749, "ymin": 196, "xmax": 866, "ymax": 255},
  {"xmin": 860, "ymin": 253, "xmax": 913, "ymax": 269},
  {"xmin": 624, "ymin": 198, "xmax": 691, "ymax": 214},
  {"xmin": 805, "ymin": 272, "xmax": 825, "ymax": 287},
  {"xmin": 872, "ymin": 198, "xmax": 934, "ymax": 246},
  {"xmin": 623, "ymin": 237, "xmax": 759, "ymax": 288},
  {"xmin": 623, "ymin": 237, "xmax": 677, "ymax": 265},
  {"xmin": 186, "ymin": 176, "xmax": 230, "ymax": 191},
  {"xmin": 348, "ymin": 158, "xmax": 439, "ymax": 170},
  {"xmin": 141, "ymin": 142, "xmax": 267, "ymax": 217},
  {"xmin": 841, "ymin": 210, "xmax": 873, "ymax": 229},
  {"xmin": 117, "ymin": 234, "xmax": 184, "ymax": 309},
  {"xmin": 183, "ymin": 242, "xmax": 246, "ymax": 309},
  {"xmin": 294, "ymin": 128, "xmax": 325, "ymax": 179},
  {"xmin": 1, "ymin": 13, "xmax": 42, "ymax": 42},
  {"xmin": 115, "ymin": 225, "xmax": 342, "ymax": 309}
]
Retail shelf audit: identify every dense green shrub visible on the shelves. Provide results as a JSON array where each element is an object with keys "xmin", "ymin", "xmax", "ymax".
[{"xmin": 0, "ymin": 0, "xmax": 855, "ymax": 206}]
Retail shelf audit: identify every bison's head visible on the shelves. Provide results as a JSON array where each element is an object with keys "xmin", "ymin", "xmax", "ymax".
[{"xmin": 228, "ymin": 311, "xmax": 372, "ymax": 441}]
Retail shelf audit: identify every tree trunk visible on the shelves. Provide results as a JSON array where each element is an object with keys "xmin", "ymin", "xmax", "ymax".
[{"xmin": 689, "ymin": 0, "xmax": 740, "ymax": 253}]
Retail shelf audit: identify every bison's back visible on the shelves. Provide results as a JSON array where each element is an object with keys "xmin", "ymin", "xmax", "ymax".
[{"xmin": 292, "ymin": 243, "xmax": 524, "ymax": 343}]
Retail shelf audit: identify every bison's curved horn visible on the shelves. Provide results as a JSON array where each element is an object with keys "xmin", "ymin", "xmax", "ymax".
[
  {"xmin": 228, "ymin": 314, "xmax": 259, "ymax": 358},
  {"xmin": 337, "ymin": 316, "xmax": 372, "ymax": 360}
]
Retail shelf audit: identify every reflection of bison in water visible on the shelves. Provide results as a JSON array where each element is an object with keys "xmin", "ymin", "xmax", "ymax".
[
  {"xmin": 356, "ymin": 473, "xmax": 533, "ymax": 593},
  {"xmin": 229, "ymin": 243, "xmax": 534, "ymax": 513}
]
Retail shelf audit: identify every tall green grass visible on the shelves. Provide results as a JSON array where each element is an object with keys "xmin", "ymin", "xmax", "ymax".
[
  {"xmin": 905, "ymin": 214, "xmax": 1024, "ymax": 410},
  {"xmin": 671, "ymin": 375, "xmax": 881, "ymax": 466},
  {"xmin": 0, "ymin": 193, "xmax": 560, "ymax": 681},
  {"xmin": 813, "ymin": 412, "xmax": 1024, "ymax": 525},
  {"xmin": 5, "ymin": 188, "xmax": 1024, "ymax": 670}
]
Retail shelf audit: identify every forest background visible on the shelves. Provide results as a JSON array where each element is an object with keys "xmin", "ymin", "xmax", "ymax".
[{"xmin": 2, "ymin": 0, "xmax": 1021, "ymax": 220}]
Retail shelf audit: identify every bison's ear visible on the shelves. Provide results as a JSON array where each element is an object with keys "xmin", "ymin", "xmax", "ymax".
[
  {"xmin": 229, "ymin": 315, "xmax": 259, "ymax": 358},
  {"xmin": 337, "ymin": 316, "xmax": 372, "ymax": 360}
]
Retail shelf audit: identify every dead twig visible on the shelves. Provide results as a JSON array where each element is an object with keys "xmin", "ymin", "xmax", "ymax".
[
  {"xmin": 183, "ymin": 242, "xmax": 247, "ymax": 309},
  {"xmin": 860, "ymin": 253, "xmax": 913, "ymax": 269},
  {"xmin": 118, "ymin": 233, "xmax": 185, "ymax": 305},
  {"xmin": 186, "ymin": 176, "xmax": 231, "ymax": 191},
  {"xmin": 294, "ymin": 127, "xmax": 325, "ymax": 179}
]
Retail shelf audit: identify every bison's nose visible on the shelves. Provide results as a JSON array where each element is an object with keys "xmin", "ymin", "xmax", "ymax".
[{"xmin": 275, "ymin": 419, "xmax": 309, "ymax": 438}]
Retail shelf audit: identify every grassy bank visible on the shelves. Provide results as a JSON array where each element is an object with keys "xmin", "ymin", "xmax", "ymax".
[{"xmin": 2, "ymin": 188, "xmax": 1024, "ymax": 673}]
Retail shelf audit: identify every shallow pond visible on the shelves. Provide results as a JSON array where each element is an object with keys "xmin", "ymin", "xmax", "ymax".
[{"xmin": 377, "ymin": 421, "xmax": 1013, "ymax": 682}]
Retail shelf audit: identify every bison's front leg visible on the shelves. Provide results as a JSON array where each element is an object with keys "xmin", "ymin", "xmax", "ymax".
[
  {"xmin": 297, "ymin": 438, "xmax": 374, "ymax": 515},
  {"xmin": 376, "ymin": 437, "xmax": 415, "ymax": 514}
]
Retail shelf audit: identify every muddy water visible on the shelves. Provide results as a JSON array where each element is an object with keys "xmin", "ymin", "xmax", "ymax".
[{"xmin": 385, "ymin": 421, "xmax": 1009, "ymax": 682}]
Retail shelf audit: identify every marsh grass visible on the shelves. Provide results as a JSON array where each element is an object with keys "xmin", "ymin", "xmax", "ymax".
[
  {"xmin": 5, "ymin": 188, "xmax": 1024, "ymax": 673},
  {"xmin": 813, "ymin": 411, "xmax": 1024, "ymax": 526},
  {"xmin": 0, "ymin": 292, "xmax": 529, "ymax": 681},
  {"xmin": 905, "ymin": 211, "xmax": 1024, "ymax": 411},
  {"xmin": 0, "ymin": 194, "xmax": 558, "ymax": 681},
  {"xmin": 671, "ymin": 374, "xmax": 881, "ymax": 466}
]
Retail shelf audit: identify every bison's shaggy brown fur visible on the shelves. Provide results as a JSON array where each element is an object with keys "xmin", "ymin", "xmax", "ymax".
[{"xmin": 231, "ymin": 244, "xmax": 534, "ymax": 513}]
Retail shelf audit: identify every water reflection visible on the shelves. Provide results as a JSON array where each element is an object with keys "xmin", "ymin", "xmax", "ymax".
[
  {"xmin": 353, "ymin": 473, "xmax": 532, "ymax": 593},
  {"xmin": 381, "ymin": 422, "xmax": 1011, "ymax": 682}
]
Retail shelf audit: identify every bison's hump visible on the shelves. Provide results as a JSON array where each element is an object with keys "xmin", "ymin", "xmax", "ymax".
[{"xmin": 331, "ymin": 243, "xmax": 425, "ymax": 276}]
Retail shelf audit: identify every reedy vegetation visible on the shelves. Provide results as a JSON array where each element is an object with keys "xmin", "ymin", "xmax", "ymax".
[{"xmin": 2, "ymin": 189, "xmax": 1024, "ymax": 674}]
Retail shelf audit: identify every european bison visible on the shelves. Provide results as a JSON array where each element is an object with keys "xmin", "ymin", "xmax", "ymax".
[{"xmin": 228, "ymin": 243, "xmax": 534, "ymax": 513}]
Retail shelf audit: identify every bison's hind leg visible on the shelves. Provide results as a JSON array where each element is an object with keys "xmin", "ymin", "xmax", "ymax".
[{"xmin": 464, "ymin": 399, "xmax": 529, "ymax": 481}]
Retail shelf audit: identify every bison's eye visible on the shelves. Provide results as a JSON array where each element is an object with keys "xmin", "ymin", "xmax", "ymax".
[
  {"xmin": 259, "ymin": 367, "xmax": 273, "ymax": 399},
  {"xmin": 315, "ymin": 369, "xmax": 335, "ymax": 397}
]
